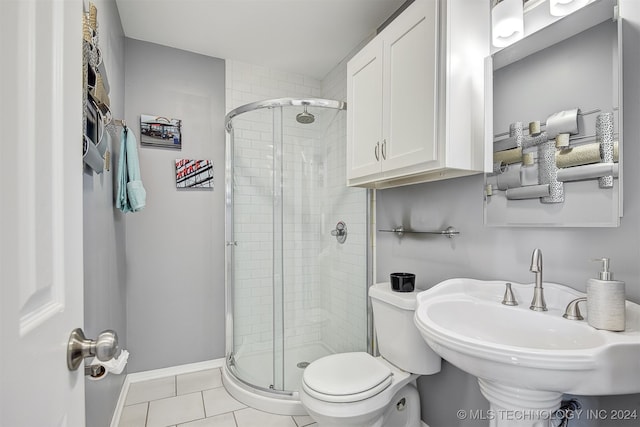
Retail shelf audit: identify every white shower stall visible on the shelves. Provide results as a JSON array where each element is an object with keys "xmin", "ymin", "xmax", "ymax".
[{"xmin": 223, "ymin": 98, "xmax": 370, "ymax": 414}]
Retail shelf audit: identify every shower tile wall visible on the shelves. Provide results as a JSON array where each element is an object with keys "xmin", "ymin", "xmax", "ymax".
[
  {"xmin": 282, "ymin": 122, "xmax": 323, "ymax": 351},
  {"xmin": 226, "ymin": 60, "xmax": 322, "ymax": 110},
  {"xmin": 226, "ymin": 60, "xmax": 324, "ymax": 360},
  {"xmin": 318, "ymin": 59, "xmax": 367, "ymax": 354},
  {"xmin": 226, "ymin": 60, "xmax": 367, "ymax": 363}
]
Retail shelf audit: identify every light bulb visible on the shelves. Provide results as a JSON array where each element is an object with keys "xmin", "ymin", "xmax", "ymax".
[
  {"xmin": 549, "ymin": 0, "xmax": 590, "ymax": 17},
  {"xmin": 492, "ymin": 0, "xmax": 524, "ymax": 48}
]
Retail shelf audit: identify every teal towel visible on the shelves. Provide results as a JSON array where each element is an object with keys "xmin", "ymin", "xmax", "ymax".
[{"xmin": 117, "ymin": 128, "xmax": 146, "ymax": 213}]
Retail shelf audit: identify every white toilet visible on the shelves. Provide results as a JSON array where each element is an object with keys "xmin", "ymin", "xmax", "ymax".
[{"xmin": 300, "ymin": 282, "xmax": 441, "ymax": 427}]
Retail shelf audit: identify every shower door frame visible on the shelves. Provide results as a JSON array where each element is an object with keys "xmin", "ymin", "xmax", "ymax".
[{"xmin": 224, "ymin": 98, "xmax": 374, "ymax": 403}]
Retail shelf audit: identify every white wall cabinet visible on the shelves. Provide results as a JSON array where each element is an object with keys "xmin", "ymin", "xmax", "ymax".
[{"xmin": 347, "ymin": 0, "xmax": 490, "ymax": 188}]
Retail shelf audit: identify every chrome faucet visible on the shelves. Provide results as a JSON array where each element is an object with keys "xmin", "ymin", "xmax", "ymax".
[{"xmin": 529, "ymin": 248, "xmax": 547, "ymax": 311}]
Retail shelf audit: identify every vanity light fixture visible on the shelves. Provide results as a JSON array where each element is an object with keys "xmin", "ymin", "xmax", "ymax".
[
  {"xmin": 492, "ymin": 0, "xmax": 524, "ymax": 48},
  {"xmin": 549, "ymin": 0, "xmax": 590, "ymax": 17}
]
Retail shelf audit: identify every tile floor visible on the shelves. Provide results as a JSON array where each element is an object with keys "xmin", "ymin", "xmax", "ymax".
[{"xmin": 118, "ymin": 368, "xmax": 317, "ymax": 427}]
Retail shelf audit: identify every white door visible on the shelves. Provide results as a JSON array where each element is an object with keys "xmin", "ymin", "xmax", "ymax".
[
  {"xmin": 1, "ymin": 0, "xmax": 85, "ymax": 426},
  {"xmin": 347, "ymin": 38, "xmax": 384, "ymax": 182},
  {"xmin": 382, "ymin": 0, "xmax": 439, "ymax": 173}
]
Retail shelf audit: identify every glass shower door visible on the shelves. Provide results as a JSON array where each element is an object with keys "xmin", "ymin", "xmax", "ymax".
[
  {"xmin": 228, "ymin": 107, "xmax": 277, "ymax": 391},
  {"xmin": 272, "ymin": 106, "xmax": 285, "ymax": 391},
  {"xmin": 279, "ymin": 105, "xmax": 368, "ymax": 391}
]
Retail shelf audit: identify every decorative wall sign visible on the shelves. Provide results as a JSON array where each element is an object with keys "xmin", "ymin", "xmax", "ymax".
[
  {"xmin": 140, "ymin": 114, "xmax": 182, "ymax": 149},
  {"xmin": 175, "ymin": 159, "xmax": 213, "ymax": 189}
]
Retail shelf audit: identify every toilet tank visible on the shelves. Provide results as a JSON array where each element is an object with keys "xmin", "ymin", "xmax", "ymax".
[{"xmin": 369, "ymin": 282, "xmax": 441, "ymax": 375}]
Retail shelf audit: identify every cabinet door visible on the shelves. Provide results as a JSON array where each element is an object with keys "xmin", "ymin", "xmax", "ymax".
[
  {"xmin": 382, "ymin": 0, "xmax": 439, "ymax": 174},
  {"xmin": 347, "ymin": 39, "xmax": 384, "ymax": 181}
]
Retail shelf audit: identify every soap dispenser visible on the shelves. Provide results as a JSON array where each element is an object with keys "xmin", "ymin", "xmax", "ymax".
[{"xmin": 586, "ymin": 258, "xmax": 626, "ymax": 331}]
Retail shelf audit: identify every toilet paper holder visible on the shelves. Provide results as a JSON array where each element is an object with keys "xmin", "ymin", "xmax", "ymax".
[
  {"xmin": 85, "ymin": 363, "xmax": 107, "ymax": 378},
  {"xmin": 67, "ymin": 327, "xmax": 119, "ymax": 371}
]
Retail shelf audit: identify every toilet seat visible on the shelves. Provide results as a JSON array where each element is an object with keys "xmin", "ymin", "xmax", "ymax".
[{"xmin": 302, "ymin": 352, "xmax": 393, "ymax": 403}]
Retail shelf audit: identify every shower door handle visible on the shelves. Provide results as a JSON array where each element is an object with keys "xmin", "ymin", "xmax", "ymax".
[{"xmin": 374, "ymin": 142, "xmax": 380, "ymax": 161}]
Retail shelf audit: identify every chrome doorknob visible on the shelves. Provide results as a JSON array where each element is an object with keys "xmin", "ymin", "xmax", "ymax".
[{"xmin": 67, "ymin": 328, "xmax": 119, "ymax": 371}]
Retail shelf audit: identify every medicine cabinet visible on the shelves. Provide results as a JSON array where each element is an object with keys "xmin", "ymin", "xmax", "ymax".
[{"xmin": 484, "ymin": 0, "xmax": 623, "ymax": 227}]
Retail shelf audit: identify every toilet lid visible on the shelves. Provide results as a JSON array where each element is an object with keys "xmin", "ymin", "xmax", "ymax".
[{"xmin": 302, "ymin": 352, "xmax": 393, "ymax": 403}]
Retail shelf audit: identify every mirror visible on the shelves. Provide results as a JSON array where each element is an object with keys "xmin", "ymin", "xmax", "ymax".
[{"xmin": 484, "ymin": 0, "xmax": 622, "ymax": 227}]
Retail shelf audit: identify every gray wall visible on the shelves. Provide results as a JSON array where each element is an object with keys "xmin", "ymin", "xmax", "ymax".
[
  {"xmin": 82, "ymin": 1, "xmax": 127, "ymax": 426},
  {"xmin": 376, "ymin": 2, "xmax": 640, "ymax": 426},
  {"xmin": 124, "ymin": 38, "xmax": 226, "ymax": 372}
]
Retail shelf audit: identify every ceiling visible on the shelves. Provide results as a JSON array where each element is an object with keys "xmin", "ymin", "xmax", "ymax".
[{"xmin": 115, "ymin": 0, "xmax": 407, "ymax": 80}]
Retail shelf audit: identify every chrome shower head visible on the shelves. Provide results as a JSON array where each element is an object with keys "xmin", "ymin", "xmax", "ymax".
[{"xmin": 296, "ymin": 105, "xmax": 315, "ymax": 124}]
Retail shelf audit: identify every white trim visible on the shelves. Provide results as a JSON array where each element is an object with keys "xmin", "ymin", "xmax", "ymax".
[
  {"xmin": 109, "ymin": 358, "xmax": 225, "ymax": 427},
  {"xmin": 124, "ymin": 358, "xmax": 224, "ymax": 383},
  {"xmin": 109, "ymin": 378, "xmax": 130, "ymax": 427}
]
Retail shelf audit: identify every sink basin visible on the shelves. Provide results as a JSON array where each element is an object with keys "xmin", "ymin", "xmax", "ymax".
[{"xmin": 414, "ymin": 278, "xmax": 640, "ymax": 402}]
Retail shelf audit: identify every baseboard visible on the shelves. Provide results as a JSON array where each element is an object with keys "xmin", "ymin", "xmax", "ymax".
[
  {"xmin": 109, "ymin": 358, "xmax": 225, "ymax": 427},
  {"xmin": 109, "ymin": 375, "xmax": 130, "ymax": 427},
  {"xmin": 123, "ymin": 358, "xmax": 225, "ymax": 384}
]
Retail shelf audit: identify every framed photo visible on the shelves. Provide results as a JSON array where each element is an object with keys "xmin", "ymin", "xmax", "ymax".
[
  {"xmin": 140, "ymin": 114, "xmax": 182, "ymax": 149},
  {"xmin": 175, "ymin": 159, "xmax": 213, "ymax": 189}
]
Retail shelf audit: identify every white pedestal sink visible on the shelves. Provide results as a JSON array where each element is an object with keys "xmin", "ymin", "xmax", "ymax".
[{"xmin": 414, "ymin": 278, "xmax": 640, "ymax": 427}]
